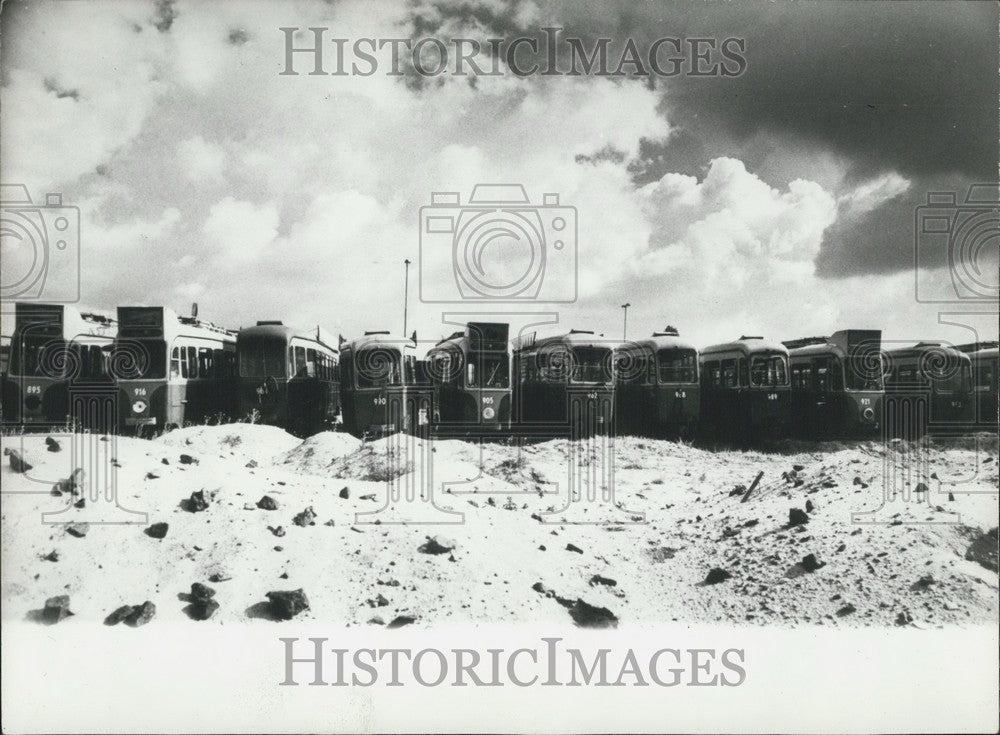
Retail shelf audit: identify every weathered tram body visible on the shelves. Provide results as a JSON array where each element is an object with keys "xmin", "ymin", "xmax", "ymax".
[
  {"xmin": 957, "ymin": 342, "xmax": 999, "ymax": 431},
  {"xmin": 236, "ymin": 321, "xmax": 340, "ymax": 437},
  {"xmin": 115, "ymin": 307, "xmax": 237, "ymax": 433},
  {"xmin": 2, "ymin": 303, "xmax": 117, "ymax": 429},
  {"xmin": 698, "ymin": 336, "xmax": 791, "ymax": 442},
  {"xmin": 785, "ymin": 329, "xmax": 884, "ymax": 438},
  {"xmin": 339, "ymin": 331, "xmax": 429, "ymax": 439},
  {"xmin": 513, "ymin": 330, "xmax": 616, "ymax": 437},
  {"xmin": 615, "ymin": 327, "xmax": 699, "ymax": 437},
  {"xmin": 425, "ymin": 322, "xmax": 511, "ymax": 436},
  {"xmin": 883, "ymin": 342, "xmax": 974, "ymax": 438}
]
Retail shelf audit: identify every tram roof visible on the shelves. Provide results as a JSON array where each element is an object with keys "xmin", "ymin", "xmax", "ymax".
[
  {"xmin": 700, "ymin": 336, "xmax": 787, "ymax": 358},
  {"xmin": 237, "ymin": 321, "xmax": 335, "ymax": 352},
  {"xmin": 341, "ymin": 331, "xmax": 415, "ymax": 354},
  {"xmin": 621, "ymin": 333, "xmax": 698, "ymax": 353},
  {"xmin": 515, "ymin": 330, "xmax": 617, "ymax": 353},
  {"xmin": 885, "ymin": 342, "xmax": 971, "ymax": 362}
]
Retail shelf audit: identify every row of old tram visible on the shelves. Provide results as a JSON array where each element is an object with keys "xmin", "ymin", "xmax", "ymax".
[{"xmin": 2, "ymin": 302, "xmax": 997, "ymax": 442}]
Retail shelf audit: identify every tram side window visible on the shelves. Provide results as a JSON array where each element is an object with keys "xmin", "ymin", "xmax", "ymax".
[
  {"xmin": 171, "ymin": 347, "xmax": 181, "ymax": 378},
  {"xmin": 305, "ymin": 349, "xmax": 317, "ymax": 378},
  {"xmin": 721, "ymin": 359, "xmax": 738, "ymax": 388},
  {"xmin": 813, "ymin": 358, "xmax": 831, "ymax": 392},
  {"xmin": 791, "ymin": 363, "xmax": 812, "ymax": 390},
  {"xmin": 198, "ymin": 348, "xmax": 213, "ymax": 378},
  {"xmin": 702, "ymin": 360, "xmax": 720, "ymax": 388},
  {"xmin": 974, "ymin": 360, "xmax": 996, "ymax": 391},
  {"xmin": 292, "ymin": 346, "xmax": 307, "ymax": 377}
]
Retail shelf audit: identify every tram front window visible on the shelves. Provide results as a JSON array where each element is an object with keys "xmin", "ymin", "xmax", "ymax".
[
  {"xmin": 11, "ymin": 337, "xmax": 67, "ymax": 377},
  {"xmin": 240, "ymin": 338, "xmax": 287, "ymax": 378},
  {"xmin": 132, "ymin": 340, "xmax": 167, "ymax": 379},
  {"xmin": 467, "ymin": 353, "xmax": 510, "ymax": 388},
  {"xmin": 356, "ymin": 348, "xmax": 402, "ymax": 388},
  {"xmin": 750, "ymin": 355, "xmax": 788, "ymax": 387},
  {"xmin": 657, "ymin": 348, "xmax": 697, "ymax": 383},
  {"xmin": 571, "ymin": 347, "xmax": 612, "ymax": 384}
]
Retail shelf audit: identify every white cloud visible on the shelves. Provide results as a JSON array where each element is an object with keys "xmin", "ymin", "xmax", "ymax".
[
  {"xmin": 203, "ymin": 198, "xmax": 279, "ymax": 262},
  {"xmin": 177, "ymin": 136, "xmax": 227, "ymax": 183}
]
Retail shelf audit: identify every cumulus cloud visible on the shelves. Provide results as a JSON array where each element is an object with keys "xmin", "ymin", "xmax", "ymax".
[{"xmin": 177, "ymin": 136, "xmax": 227, "ymax": 183}]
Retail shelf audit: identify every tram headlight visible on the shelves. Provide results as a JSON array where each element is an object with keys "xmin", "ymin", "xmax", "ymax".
[
  {"xmin": 132, "ymin": 399, "xmax": 148, "ymax": 414},
  {"xmin": 862, "ymin": 406, "xmax": 875, "ymax": 422},
  {"xmin": 483, "ymin": 406, "xmax": 495, "ymax": 420}
]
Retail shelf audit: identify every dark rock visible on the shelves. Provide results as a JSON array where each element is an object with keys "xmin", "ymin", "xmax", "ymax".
[
  {"xmin": 965, "ymin": 527, "xmax": 998, "ymax": 572},
  {"xmin": 293, "ymin": 506, "xmax": 317, "ymax": 527},
  {"xmin": 125, "ymin": 601, "xmax": 156, "ymax": 627},
  {"xmin": 45, "ymin": 436, "xmax": 61, "ymax": 452},
  {"xmin": 43, "ymin": 550, "xmax": 59, "ymax": 562},
  {"xmin": 189, "ymin": 598, "xmax": 220, "ymax": 621},
  {"xmin": 589, "ymin": 574, "xmax": 617, "ymax": 587},
  {"xmin": 179, "ymin": 454, "xmax": 198, "ymax": 465},
  {"xmin": 387, "ymin": 615, "xmax": 416, "ymax": 629},
  {"xmin": 146, "ymin": 472, "xmax": 159, "ymax": 480},
  {"xmin": 8, "ymin": 450, "xmax": 33, "ymax": 473},
  {"xmin": 245, "ymin": 460, "xmax": 258, "ymax": 468},
  {"xmin": 565, "ymin": 543, "xmax": 584, "ymax": 554},
  {"xmin": 531, "ymin": 581, "xmax": 547, "ymax": 594},
  {"xmin": 367, "ymin": 593, "xmax": 390, "ymax": 608},
  {"xmin": 788, "ymin": 507, "xmax": 810, "ymax": 527},
  {"xmin": 161, "ymin": 458, "xmax": 170, "ymax": 465},
  {"xmin": 704, "ymin": 567, "xmax": 732, "ymax": 585},
  {"xmin": 368, "ymin": 616, "xmax": 385, "ymax": 625},
  {"xmin": 836, "ymin": 603, "xmax": 857, "ymax": 617},
  {"xmin": 65, "ymin": 522, "xmax": 89, "ymax": 538},
  {"xmin": 805, "ymin": 499, "xmax": 815, "ymax": 513},
  {"xmin": 190, "ymin": 583, "xmax": 216, "ymax": 602},
  {"xmin": 256, "ymin": 495, "xmax": 278, "ymax": 511},
  {"xmin": 895, "ymin": 610, "xmax": 914, "ymax": 626},
  {"xmin": 729, "ymin": 485, "xmax": 746, "ymax": 497},
  {"xmin": 915, "ymin": 482, "xmax": 929, "ymax": 494},
  {"xmin": 269, "ymin": 526, "xmax": 286, "ymax": 537},
  {"xmin": 182, "ymin": 490, "xmax": 209, "ymax": 513},
  {"xmin": 339, "ymin": 487, "xmax": 350, "ymax": 499},
  {"xmin": 800, "ymin": 553, "xmax": 826, "ymax": 572},
  {"xmin": 145, "ymin": 522, "xmax": 169, "ymax": 539},
  {"xmin": 104, "ymin": 605, "xmax": 135, "ymax": 625},
  {"xmin": 43, "ymin": 595, "xmax": 73, "ymax": 624},
  {"xmin": 52, "ymin": 469, "xmax": 85, "ymax": 496},
  {"xmin": 419, "ymin": 535, "xmax": 456, "ymax": 555},
  {"xmin": 208, "ymin": 571, "xmax": 232, "ymax": 583},
  {"xmin": 913, "ymin": 574, "xmax": 935, "ymax": 590},
  {"xmin": 567, "ymin": 599, "xmax": 618, "ymax": 629},
  {"xmin": 73, "ymin": 497, "xmax": 85, "ymax": 509},
  {"xmin": 792, "ymin": 464, "xmax": 804, "ymax": 472},
  {"xmin": 266, "ymin": 589, "xmax": 309, "ymax": 620}
]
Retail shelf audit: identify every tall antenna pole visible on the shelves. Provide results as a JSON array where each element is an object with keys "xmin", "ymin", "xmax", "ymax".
[
  {"xmin": 403, "ymin": 259, "xmax": 411, "ymax": 337},
  {"xmin": 621, "ymin": 302, "xmax": 631, "ymax": 340}
]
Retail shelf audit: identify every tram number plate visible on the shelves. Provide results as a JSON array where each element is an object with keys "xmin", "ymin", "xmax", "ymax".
[
  {"xmin": 767, "ymin": 393, "xmax": 778, "ymax": 401},
  {"xmin": 860, "ymin": 398, "xmax": 871, "ymax": 405},
  {"xmin": 482, "ymin": 396, "xmax": 494, "ymax": 404},
  {"xmin": 26, "ymin": 385, "xmax": 41, "ymax": 395},
  {"xmin": 133, "ymin": 387, "xmax": 148, "ymax": 396},
  {"xmin": 674, "ymin": 390, "xmax": 686, "ymax": 398},
  {"xmin": 587, "ymin": 392, "xmax": 599, "ymax": 400},
  {"xmin": 373, "ymin": 396, "xmax": 387, "ymax": 406}
]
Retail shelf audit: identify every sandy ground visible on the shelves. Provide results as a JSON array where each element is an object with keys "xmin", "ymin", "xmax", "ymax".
[{"xmin": 2, "ymin": 425, "xmax": 997, "ymax": 629}]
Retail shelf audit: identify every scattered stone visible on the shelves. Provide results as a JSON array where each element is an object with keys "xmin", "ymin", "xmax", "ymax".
[
  {"xmin": 65, "ymin": 522, "xmax": 89, "ymax": 538},
  {"xmin": 729, "ymin": 485, "xmax": 746, "ymax": 497},
  {"xmin": 145, "ymin": 522, "xmax": 169, "ymax": 539},
  {"xmin": 792, "ymin": 464, "xmax": 804, "ymax": 472},
  {"xmin": 805, "ymin": 499, "xmax": 815, "ymax": 513},
  {"xmin": 565, "ymin": 543, "xmax": 584, "ymax": 554},
  {"xmin": 567, "ymin": 599, "xmax": 618, "ymax": 629},
  {"xmin": 269, "ymin": 526, "xmax": 286, "ymax": 537},
  {"xmin": 800, "ymin": 553, "xmax": 826, "ymax": 572},
  {"xmin": 293, "ymin": 506, "xmax": 317, "ymax": 527},
  {"xmin": 125, "ymin": 601, "xmax": 156, "ymax": 627},
  {"xmin": 913, "ymin": 574, "xmax": 936, "ymax": 590},
  {"xmin": 788, "ymin": 507, "xmax": 810, "ymax": 527},
  {"xmin": 146, "ymin": 472, "xmax": 159, "ymax": 480},
  {"xmin": 368, "ymin": 616, "xmax": 385, "ymax": 625},
  {"xmin": 104, "ymin": 605, "xmax": 135, "ymax": 626},
  {"xmin": 73, "ymin": 497, "xmax": 86, "ymax": 509},
  {"xmin": 187, "ymin": 583, "xmax": 219, "ymax": 621},
  {"xmin": 948, "ymin": 492, "xmax": 955, "ymax": 502},
  {"xmin": 179, "ymin": 454, "xmax": 198, "ymax": 465},
  {"xmin": 367, "ymin": 594, "xmax": 390, "ymax": 608},
  {"xmin": 836, "ymin": 603, "xmax": 857, "ymax": 617},
  {"xmin": 43, "ymin": 550, "xmax": 59, "ymax": 562},
  {"xmin": 162, "ymin": 458, "xmax": 170, "ymax": 465},
  {"xmin": 419, "ymin": 535, "xmax": 456, "ymax": 555},
  {"xmin": 256, "ymin": 495, "xmax": 278, "ymax": 511},
  {"xmin": 42, "ymin": 595, "xmax": 73, "ymax": 624},
  {"xmin": 45, "ymin": 436, "xmax": 61, "ymax": 453},
  {"xmin": 339, "ymin": 487, "xmax": 350, "ymax": 499},
  {"xmin": 589, "ymin": 574, "xmax": 617, "ymax": 587},
  {"xmin": 387, "ymin": 615, "xmax": 416, "ymax": 629},
  {"xmin": 359, "ymin": 493, "xmax": 376, "ymax": 501},
  {"xmin": 182, "ymin": 490, "xmax": 209, "ymax": 513},
  {"xmin": 965, "ymin": 527, "xmax": 999, "ymax": 572},
  {"xmin": 914, "ymin": 482, "xmax": 929, "ymax": 495},
  {"xmin": 266, "ymin": 589, "xmax": 310, "ymax": 620},
  {"xmin": 8, "ymin": 450, "xmax": 33, "ymax": 473},
  {"xmin": 52, "ymin": 469, "xmax": 85, "ymax": 496},
  {"xmin": 895, "ymin": 610, "xmax": 914, "ymax": 626},
  {"xmin": 324, "ymin": 520, "xmax": 336, "ymax": 527},
  {"xmin": 208, "ymin": 571, "xmax": 232, "ymax": 583},
  {"xmin": 704, "ymin": 567, "xmax": 732, "ymax": 585},
  {"xmin": 245, "ymin": 460, "xmax": 258, "ymax": 468}
]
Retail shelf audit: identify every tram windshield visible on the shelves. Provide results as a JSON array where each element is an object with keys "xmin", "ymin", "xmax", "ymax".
[
  {"xmin": 355, "ymin": 347, "xmax": 402, "ymax": 388},
  {"xmin": 239, "ymin": 337, "xmax": 287, "ymax": 378},
  {"xmin": 128, "ymin": 339, "xmax": 167, "ymax": 379},
  {"xmin": 467, "ymin": 353, "xmax": 510, "ymax": 388},
  {"xmin": 750, "ymin": 355, "xmax": 788, "ymax": 387},
  {"xmin": 571, "ymin": 346, "xmax": 612, "ymax": 384},
  {"xmin": 657, "ymin": 348, "xmax": 697, "ymax": 383},
  {"xmin": 10, "ymin": 337, "xmax": 66, "ymax": 377}
]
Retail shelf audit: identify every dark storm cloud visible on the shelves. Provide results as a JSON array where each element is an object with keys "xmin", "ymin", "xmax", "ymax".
[{"xmin": 406, "ymin": 0, "xmax": 998, "ymax": 278}]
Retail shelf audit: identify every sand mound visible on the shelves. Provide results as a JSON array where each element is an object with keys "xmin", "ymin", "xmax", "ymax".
[
  {"xmin": 277, "ymin": 431, "xmax": 362, "ymax": 475},
  {"xmin": 155, "ymin": 423, "xmax": 302, "ymax": 463}
]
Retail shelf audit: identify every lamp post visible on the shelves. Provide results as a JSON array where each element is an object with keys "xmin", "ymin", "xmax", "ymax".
[
  {"xmin": 621, "ymin": 302, "xmax": 631, "ymax": 340},
  {"xmin": 403, "ymin": 258, "xmax": 411, "ymax": 338}
]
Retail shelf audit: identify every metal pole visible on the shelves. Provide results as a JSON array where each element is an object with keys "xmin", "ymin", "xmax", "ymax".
[
  {"xmin": 403, "ymin": 259, "xmax": 411, "ymax": 337},
  {"xmin": 621, "ymin": 303, "xmax": 630, "ymax": 340}
]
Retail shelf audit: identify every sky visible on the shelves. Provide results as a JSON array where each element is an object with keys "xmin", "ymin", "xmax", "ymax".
[{"xmin": 1, "ymin": 0, "xmax": 997, "ymax": 351}]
